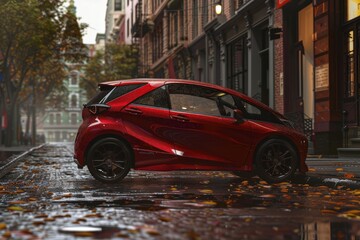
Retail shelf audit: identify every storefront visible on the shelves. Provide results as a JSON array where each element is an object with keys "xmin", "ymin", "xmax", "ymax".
[
  {"xmin": 280, "ymin": 0, "xmax": 360, "ymax": 154},
  {"xmin": 211, "ymin": 0, "xmax": 274, "ymax": 107}
]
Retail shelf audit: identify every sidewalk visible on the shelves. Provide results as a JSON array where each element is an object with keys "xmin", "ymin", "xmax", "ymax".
[
  {"xmin": 296, "ymin": 156, "xmax": 360, "ymax": 189},
  {"xmin": 0, "ymin": 144, "xmax": 44, "ymax": 178}
]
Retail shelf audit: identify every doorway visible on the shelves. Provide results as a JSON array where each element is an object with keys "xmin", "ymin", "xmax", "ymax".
[{"xmin": 298, "ymin": 4, "xmax": 314, "ymax": 121}]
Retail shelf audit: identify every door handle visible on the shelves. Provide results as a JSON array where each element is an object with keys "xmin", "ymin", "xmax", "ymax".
[
  {"xmin": 124, "ymin": 107, "xmax": 143, "ymax": 115},
  {"xmin": 171, "ymin": 115, "xmax": 190, "ymax": 122}
]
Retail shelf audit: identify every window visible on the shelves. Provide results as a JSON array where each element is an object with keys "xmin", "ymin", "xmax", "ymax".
[
  {"xmin": 56, "ymin": 113, "xmax": 61, "ymax": 124},
  {"xmin": 86, "ymin": 84, "xmax": 145, "ymax": 106},
  {"xmin": 71, "ymin": 94, "xmax": 77, "ymax": 107},
  {"xmin": 168, "ymin": 84, "xmax": 223, "ymax": 116},
  {"xmin": 227, "ymin": 35, "xmax": 248, "ymax": 93},
  {"xmin": 127, "ymin": 19, "xmax": 130, "ymax": 37},
  {"xmin": 70, "ymin": 71, "xmax": 78, "ymax": 85},
  {"xmin": 133, "ymin": 86, "xmax": 169, "ymax": 108},
  {"xmin": 345, "ymin": 30, "xmax": 355, "ymax": 97},
  {"xmin": 71, "ymin": 113, "xmax": 77, "ymax": 124},
  {"xmin": 49, "ymin": 114, "xmax": 54, "ymax": 125},
  {"xmin": 115, "ymin": 0, "xmax": 122, "ymax": 11},
  {"xmin": 236, "ymin": 98, "xmax": 281, "ymax": 124},
  {"xmin": 347, "ymin": 0, "xmax": 360, "ymax": 21},
  {"xmin": 192, "ymin": 0, "xmax": 198, "ymax": 37}
]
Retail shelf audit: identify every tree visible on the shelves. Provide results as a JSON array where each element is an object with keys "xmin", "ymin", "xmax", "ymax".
[
  {"xmin": 0, "ymin": 0, "xmax": 86, "ymax": 146},
  {"xmin": 81, "ymin": 44, "xmax": 139, "ymax": 99}
]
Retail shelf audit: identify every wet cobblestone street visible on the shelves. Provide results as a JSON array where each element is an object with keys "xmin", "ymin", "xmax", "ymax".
[{"xmin": 0, "ymin": 143, "xmax": 360, "ymax": 239}]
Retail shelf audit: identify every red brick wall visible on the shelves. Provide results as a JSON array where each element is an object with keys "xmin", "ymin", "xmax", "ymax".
[{"xmin": 274, "ymin": 9, "xmax": 284, "ymax": 114}]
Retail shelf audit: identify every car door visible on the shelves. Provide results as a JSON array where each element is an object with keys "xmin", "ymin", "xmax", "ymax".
[
  {"xmin": 120, "ymin": 86, "xmax": 177, "ymax": 169},
  {"xmin": 167, "ymin": 83, "xmax": 254, "ymax": 170}
]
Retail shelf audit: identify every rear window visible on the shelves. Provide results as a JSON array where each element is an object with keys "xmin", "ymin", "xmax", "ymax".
[{"xmin": 86, "ymin": 84, "xmax": 145, "ymax": 106}]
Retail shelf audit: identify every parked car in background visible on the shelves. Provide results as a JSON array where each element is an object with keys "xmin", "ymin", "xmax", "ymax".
[{"xmin": 74, "ymin": 79, "xmax": 308, "ymax": 183}]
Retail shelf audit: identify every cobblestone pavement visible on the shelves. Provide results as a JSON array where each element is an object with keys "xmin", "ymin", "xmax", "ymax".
[{"xmin": 0, "ymin": 143, "xmax": 360, "ymax": 239}]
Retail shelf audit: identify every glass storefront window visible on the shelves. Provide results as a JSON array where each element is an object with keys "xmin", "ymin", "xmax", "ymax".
[
  {"xmin": 345, "ymin": 30, "xmax": 355, "ymax": 97},
  {"xmin": 347, "ymin": 0, "xmax": 360, "ymax": 21},
  {"xmin": 226, "ymin": 36, "xmax": 248, "ymax": 93}
]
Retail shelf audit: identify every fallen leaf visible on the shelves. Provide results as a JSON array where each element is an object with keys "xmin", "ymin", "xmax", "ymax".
[
  {"xmin": 8, "ymin": 200, "xmax": 27, "ymax": 205},
  {"xmin": 199, "ymin": 189, "xmax": 213, "ymax": 194},
  {"xmin": 321, "ymin": 209, "xmax": 337, "ymax": 214},
  {"xmin": 336, "ymin": 168, "xmax": 344, "ymax": 172},
  {"xmin": 0, "ymin": 223, "xmax": 6, "ymax": 230},
  {"xmin": 7, "ymin": 206, "xmax": 25, "ymax": 211},
  {"xmin": 201, "ymin": 200, "xmax": 217, "ymax": 205},
  {"xmin": 344, "ymin": 173, "xmax": 355, "ymax": 179},
  {"xmin": 259, "ymin": 194, "xmax": 276, "ymax": 198},
  {"xmin": 2, "ymin": 231, "xmax": 11, "ymax": 238}
]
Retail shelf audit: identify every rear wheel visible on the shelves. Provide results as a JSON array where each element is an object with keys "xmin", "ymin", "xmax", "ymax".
[
  {"xmin": 87, "ymin": 138, "xmax": 132, "ymax": 183},
  {"xmin": 255, "ymin": 139, "xmax": 298, "ymax": 183}
]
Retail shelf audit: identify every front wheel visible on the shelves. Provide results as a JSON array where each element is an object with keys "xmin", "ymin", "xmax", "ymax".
[
  {"xmin": 255, "ymin": 139, "xmax": 298, "ymax": 183},
  {"xmin": 87, "ymin": 138, "xmax": 132, "ymax": 183}
]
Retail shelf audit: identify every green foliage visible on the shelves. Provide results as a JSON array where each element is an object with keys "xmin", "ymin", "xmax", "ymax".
[
  {"xmin": 0, "ymin": 0, "xmax": 87, "ymax": 146},
  {"xmin": 81, "ymin": 44, "xmax": 139, "ymax": 99}
]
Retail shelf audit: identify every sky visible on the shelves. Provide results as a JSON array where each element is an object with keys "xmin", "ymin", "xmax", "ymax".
[{"xmin": 73, "ymin": 0, "xmax": 107, "ymax": 44}]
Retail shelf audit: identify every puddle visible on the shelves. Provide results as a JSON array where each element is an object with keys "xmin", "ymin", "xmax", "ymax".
[
  {"xmin": 59, "ymin": 226, "xmax": 121, "ymax": 238},
  {"xmin": 56, "ymin": 193, "xmax": 274, "ymax": 211}
]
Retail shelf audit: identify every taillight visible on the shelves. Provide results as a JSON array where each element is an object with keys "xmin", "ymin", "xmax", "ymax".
[{"xmin": 85, "ymin": 104, "xmax": 110, "ymax": 115}]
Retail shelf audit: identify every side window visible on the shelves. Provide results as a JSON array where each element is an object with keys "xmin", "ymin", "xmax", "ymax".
[
  {"xmin": 168, "ymin": 84, "xmax": 222, "ymax": 116},
  {"xmin": 133, "ymin": 86, "xmax": 170, "ymax": 109},
  {"xmin": 236, "ymin": 98, "xmax": 280, "ymax": 123}
]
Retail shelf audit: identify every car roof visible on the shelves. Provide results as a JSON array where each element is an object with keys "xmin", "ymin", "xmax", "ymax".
[
  {"xmin": 100, "ymin": 78, "xmax": 236, "ymax": 93},
  {"xmin": 99, "ymin": 78, "xmax": 280, "ymax": 116}
]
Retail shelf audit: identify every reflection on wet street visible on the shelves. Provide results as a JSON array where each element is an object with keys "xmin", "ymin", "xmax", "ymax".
[{"xmin": 0, "ymin": 144, "xmax": 359, "ymax": 239}]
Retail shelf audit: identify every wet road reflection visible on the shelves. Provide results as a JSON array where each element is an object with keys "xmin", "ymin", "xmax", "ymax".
[{"xmin": 0, "ymin": 144, "xmax": 359, "ymax": 239}]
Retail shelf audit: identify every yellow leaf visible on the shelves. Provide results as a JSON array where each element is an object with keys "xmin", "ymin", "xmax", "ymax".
[
  {"xmin": 201, "ymin": 200, "xmax": 217, "ymax": 205},
  {"xmin": 3, "ymin": 231, "xmax": 11, "ymax": 238},
  {"xmin": 199, "ymin": 189, "xmax": 213, "ymax": 194},
  {"xmin": 7, "ymin": 206, "xmax": 25, "ymax": 211},
  {"xmin": 336, "ymin": 168, "xmax": 344, "ymax": 172},
  {"xmin": 0, "ymin": 223, "xmax": 6, "ymax": 230}
]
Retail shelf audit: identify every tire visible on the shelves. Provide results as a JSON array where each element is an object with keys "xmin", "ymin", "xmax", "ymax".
[
  {"xmin": 254, "ymin": 139, "xmax": 298, "ymax": 183},
  {"xmin": 87, "ymin": 138, "xmax": 132, "ymax": 183}
]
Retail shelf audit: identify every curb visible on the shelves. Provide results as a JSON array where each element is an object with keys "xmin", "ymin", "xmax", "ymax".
[
  {"xmin": 0, "ymin": 143, "xmax": 46, "ymax": 179},
  {"xmin": 293, "ymin": 174, "xmax": 360, "ymax": 190}
]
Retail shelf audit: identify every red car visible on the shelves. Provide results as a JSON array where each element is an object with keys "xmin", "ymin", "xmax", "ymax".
[{"xmin": 74, "ymin": 79, "xmax": 308, "ymax": 183}]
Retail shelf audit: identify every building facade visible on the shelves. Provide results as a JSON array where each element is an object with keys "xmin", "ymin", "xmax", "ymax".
[
  {"xmin": 105, "ymin": 0, "xmax": 125, "ymax": 43},
  {"xmin": 42, "ymin": 63, "xmax": 87, "ymax": 142},
  {"xmin": 132, "ymin": 0, "xmax": 360, "ymax": 155},
  {"xmin": 275, "ymin": 0, "xmax": 360, "ymax": 155}
]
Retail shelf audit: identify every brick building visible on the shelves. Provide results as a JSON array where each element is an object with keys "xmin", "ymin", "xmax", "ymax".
[{"xmin": 132, "ymin": 0, "xmax": 360, "ymax": 155}]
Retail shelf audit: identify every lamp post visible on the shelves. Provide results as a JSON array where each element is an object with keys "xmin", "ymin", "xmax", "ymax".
[{"xmin": 215, "ymin": 0, "xmax": 222, "ymax": 15}]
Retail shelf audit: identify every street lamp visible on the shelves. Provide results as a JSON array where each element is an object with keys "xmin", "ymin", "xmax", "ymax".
[{"xmin": 215, "ymin": 0, "xmax": 222, "ymax": 15}]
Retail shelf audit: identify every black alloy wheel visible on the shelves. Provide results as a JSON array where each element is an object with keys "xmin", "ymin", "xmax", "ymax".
[
  {"xmin": 255, "ymin": 139, "xmax": 298, "ymax": 183},
  {"xmin": 87, "ymin": 138, "xmax": 132, "ymax": 183}
]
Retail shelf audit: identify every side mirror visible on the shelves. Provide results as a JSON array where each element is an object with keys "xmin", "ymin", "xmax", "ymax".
[{"xmin": 233, "ymin": 109, "xmax": 244, "ymax": 123}]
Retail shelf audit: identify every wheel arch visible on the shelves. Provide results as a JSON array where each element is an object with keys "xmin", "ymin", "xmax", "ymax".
[
  {"xmin": 84, "ymin": 134, "xmax": 135, "ymax": 168},
  {"xmin": 253, "ymin": 134, "xmax": 301, "ymax": 170}
]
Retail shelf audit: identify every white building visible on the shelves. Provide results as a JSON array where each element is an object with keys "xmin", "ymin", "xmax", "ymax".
[
  {"xmin": 124, "ymin": 0, "xmax": 138, "ymax": 44},
  {"xmin": 105, "ymin": 0, "xmax": 125, "ymax": 43}
]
